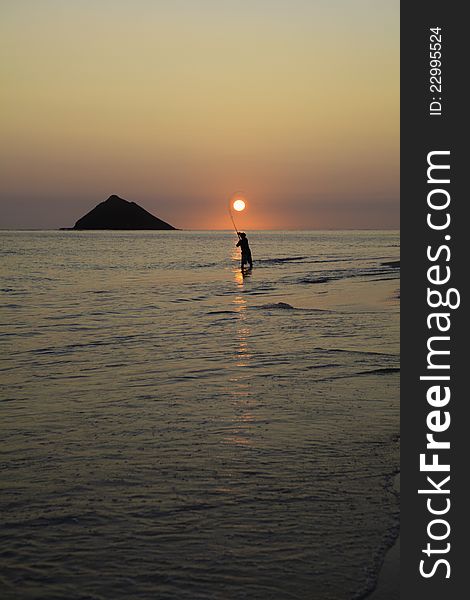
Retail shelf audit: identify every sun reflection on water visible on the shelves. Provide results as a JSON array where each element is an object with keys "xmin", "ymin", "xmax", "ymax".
[{"xmin": 223, "ymin": 262, "xmax": 257, "ymax": 449}]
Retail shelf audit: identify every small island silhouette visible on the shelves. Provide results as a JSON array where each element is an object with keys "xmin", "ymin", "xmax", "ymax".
[{"xmin": 70, "ymin": 195, "xmax": 176, "ymax": 230}]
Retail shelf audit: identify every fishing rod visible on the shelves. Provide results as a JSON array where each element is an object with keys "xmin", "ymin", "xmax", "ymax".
[
  {"xmin": 228, "ymin": 192, "xmax": 247, "ymax": 238},
  {"xmin": 228, "ymin": 202, "xmax": 240, "ymax": 238}
]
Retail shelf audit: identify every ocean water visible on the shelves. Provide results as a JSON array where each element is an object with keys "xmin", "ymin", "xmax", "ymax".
[{"xmin": 0, "ymin": 230, "xmax": 399, "ymax": 600}]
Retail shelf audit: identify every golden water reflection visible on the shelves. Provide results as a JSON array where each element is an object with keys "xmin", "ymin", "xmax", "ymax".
[{"xmin": 223, "ymin": 261, "xmax": 257, "ymax": 449}]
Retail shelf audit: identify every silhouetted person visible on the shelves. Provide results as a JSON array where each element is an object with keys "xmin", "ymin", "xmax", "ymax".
[{"xmin": 236, "ymin": 232, "xmax": 253, "ymax": 269}]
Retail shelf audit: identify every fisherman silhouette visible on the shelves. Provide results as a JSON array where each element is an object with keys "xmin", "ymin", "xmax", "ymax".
[{"xmin": 236, "ymin": 232, "xmax": 253, "ymax": 269}]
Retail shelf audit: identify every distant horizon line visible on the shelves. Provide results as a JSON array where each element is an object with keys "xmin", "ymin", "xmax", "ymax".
[{"xmin": 1, "ymin": 227, "xmax": 400, "ymax": 232}]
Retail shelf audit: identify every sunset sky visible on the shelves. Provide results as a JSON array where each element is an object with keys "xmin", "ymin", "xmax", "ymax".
[{"xmin": 1, "ymin": 0, "xmax": 399, "ymax": 230}]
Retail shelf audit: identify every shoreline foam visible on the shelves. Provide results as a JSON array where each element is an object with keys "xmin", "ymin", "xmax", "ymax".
[{"xmin": 364, "ymin": 473, "xmax": 400, "ymax": 600}]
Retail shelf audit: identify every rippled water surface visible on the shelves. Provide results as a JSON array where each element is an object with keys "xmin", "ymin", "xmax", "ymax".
[{"xmin": 0, "ymin": 231, "xmax": 399, "ymax": 600}]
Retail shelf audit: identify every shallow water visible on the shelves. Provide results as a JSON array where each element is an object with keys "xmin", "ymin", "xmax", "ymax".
[{"xmin": 0, "ymin": 230, "xmax": 399, "ymax": 600}]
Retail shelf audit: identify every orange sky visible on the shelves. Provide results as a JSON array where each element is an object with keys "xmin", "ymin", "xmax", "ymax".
[{"xmin": 0, "ymin": 1, "xmax": 399, "ymax": 229}]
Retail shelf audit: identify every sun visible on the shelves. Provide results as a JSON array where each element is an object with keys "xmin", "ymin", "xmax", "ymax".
[{"xmin": 233, "ymin": 199, "xmax": 246, "ymax": 212}]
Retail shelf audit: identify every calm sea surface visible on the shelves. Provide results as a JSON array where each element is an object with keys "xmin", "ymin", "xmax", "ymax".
[{"xmin": 0, "ymin": 231, "xmax": 399, "ymax": 600}]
